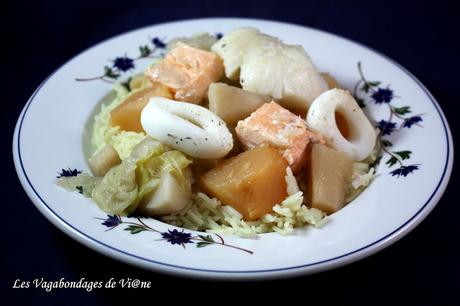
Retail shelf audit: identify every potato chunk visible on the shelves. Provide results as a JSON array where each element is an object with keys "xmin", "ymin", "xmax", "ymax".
[
  {"xmin": 200, "ymin": 146, "xmax": 288, "ymax": 221},
  {"xmin": 307, "ymin": 144, "xmax": 353, "ymax": 214},
  {"xmin": 208, "ymin": 82, "xmax": 271, "ymax": 124},
  {"xmin": 110, "ymin": 83, "xmax": 173, "ymax": 132}
]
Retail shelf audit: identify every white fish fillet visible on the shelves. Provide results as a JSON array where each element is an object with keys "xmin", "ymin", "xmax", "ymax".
[{"xmin": 212, "ymin": 28, "xmax": 328, "ymax": 111}]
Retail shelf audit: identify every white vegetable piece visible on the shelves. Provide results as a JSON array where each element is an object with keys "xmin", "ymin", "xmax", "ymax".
[
  {"xmin": 208, "ymin": 82, "xmax": 272, "ymax": 124},
  {"xmin": 141, "ymin": 97, "xmax": 233, "ymax": 159},
  {"xmin": 138, "ymin": 170, "xmax": 191, "ymax": 215},
  {"xmin": 88, "ymin": 144, "xmax": 122, "ymax": 177},
  {"xmin": 306, "ymin": 89, "xmax": 377, "ymax": 161}
]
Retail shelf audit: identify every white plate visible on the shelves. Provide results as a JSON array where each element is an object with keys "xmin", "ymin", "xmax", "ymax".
[{"xmin": 13, "ymin": 18, "xmax": 453, "ymax": 280}]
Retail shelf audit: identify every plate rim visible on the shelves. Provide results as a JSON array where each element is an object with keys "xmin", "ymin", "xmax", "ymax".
[{"xmin": 12, "ymin": 17, "xmax": 454, "ymax": 280}]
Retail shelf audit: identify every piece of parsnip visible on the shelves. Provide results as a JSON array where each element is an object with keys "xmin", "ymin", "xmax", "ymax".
[
  {"xmin": 138, "ymin": 168, "xmax": 192, "ymax": 215},
  {"xmin": 88, "ymin": 144, "xmax": 122, "ymax": 177},
  {"xmin": 307, "ymin": 144, "xmax": 353, "ymax": 214},
  {"xmin": 208, "ymin": 82, "xmax": 271, "ymax": 124}
]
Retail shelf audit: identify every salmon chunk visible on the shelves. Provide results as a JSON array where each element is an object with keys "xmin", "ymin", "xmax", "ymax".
[
  {"xmin": 145, "ymin": 42, "xmax": 224, "ymax": 104},
  {"xmin": 235, "ymin": 101, "xmax": 324, "ymax": 173}
]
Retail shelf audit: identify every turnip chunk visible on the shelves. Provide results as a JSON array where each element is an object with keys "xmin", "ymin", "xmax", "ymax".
[
  {"xmin": 208, "ymin": 82, "xmax": 271, "ymax": 124},
  {"xmin": 307, "ymin": 144, "xmax": 353, "ymax": 214},
  {"xmin": 88, "ymin": 144, "xmax": 122, "ymax": 177},
  {"xmin": 138, "ymin": 168, "xmax": 192, "ymax": 215}
]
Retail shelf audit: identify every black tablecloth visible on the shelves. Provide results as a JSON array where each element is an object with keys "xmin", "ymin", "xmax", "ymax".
[{"xmin": 3, "ymin": 1, "xmax": 459, "ymax": 305}]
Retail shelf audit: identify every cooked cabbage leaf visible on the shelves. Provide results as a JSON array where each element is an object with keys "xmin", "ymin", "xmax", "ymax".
[
  {"xmin": 91, "ymin": 160, "xmax": 139, "ymax": 215},
  {"xmin": 57, "ymin": 173, "xmax": 101, "ymax": 197},
  {"xmin": 135, "ymin": 150, "xmax": 192, "ymax": 205},
  {"xmin": 89, "ymin": 137, "xmax": 192, "ymax": 215}
]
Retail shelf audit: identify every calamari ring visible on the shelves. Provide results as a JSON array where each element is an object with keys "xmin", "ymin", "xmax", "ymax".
[
  {"xmin": 306, "ymin": 89, "xmax": 376, "ymax": 161},
  {"xmin": 141, "ymin": 97, "xmax": 233, "ymax": 159}
]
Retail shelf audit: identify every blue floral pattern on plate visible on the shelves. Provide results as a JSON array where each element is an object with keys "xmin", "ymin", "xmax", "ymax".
[
  {"xmin": 94, "ymin": 215, "xmax": 253, "ymax": 254},
  {"xmin": 75, "ymin": 37, "xmax": 168, "ymax": 83},
  {"xmin": 354, "ymin": 62, "xmax": 423, "ymax": 177}
]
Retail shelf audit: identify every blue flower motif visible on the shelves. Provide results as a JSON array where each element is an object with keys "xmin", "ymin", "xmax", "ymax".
[
  {"xmin": 161, "ymin": 229, "xmax": 193, "ymax": 246},
  {"xmin": 101, "ymin": 215, "xmax": 122, "ymax": 228},
  {"xmin": 152, "ymin": 37, "xmax": 166, "ymax": 49},
  {"xmin": 390, "ymin": 165, "xmax": 419, "ymax": 177},
  {"xmin": 372, "ymin": 87, "xmax": 394, "ymax": 104},
  {"xmin": 112, "ymin": 57, "xmax": 134, "ymax": 72},
  {"xmin": 403, "ymin": 116, "xmax": 423, "ymax": 128},
  {"xmin": 57, "ymin": 168, "xmax": 81, "ymax": 178},
  {"xmin": 215, "ymin": 32, "xmax": 223, "ymax": 39},
  {"xmin": 377, "ymin": 120, "xmax": 397, "ymax": 135}
]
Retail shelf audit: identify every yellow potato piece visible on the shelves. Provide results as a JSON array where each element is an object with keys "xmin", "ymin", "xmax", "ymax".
[
  {"xmin": 200, "ymin": 146, "xmax": 288, "ymax": 221},
  {"xmin": 110, "ymin": 83, "xmax": 173, "ymax": 132}
]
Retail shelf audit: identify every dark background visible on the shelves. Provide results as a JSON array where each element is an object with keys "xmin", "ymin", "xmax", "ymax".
[{"xmin": 2, "ymin": 0, "xmax": 459, "ymax": 305}]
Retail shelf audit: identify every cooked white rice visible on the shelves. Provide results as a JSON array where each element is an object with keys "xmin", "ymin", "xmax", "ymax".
[
  {"xmin": 161, "ymin": 167, "xmax": 327, "ymax": 237},
  {"xmin": 346, "ymin": 162, "xmax": 376, "ymax": 202}
]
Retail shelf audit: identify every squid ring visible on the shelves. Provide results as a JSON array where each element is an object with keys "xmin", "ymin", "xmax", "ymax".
[
  {"xmin": 306, "ymin": 89, "xmax": 376, "ymax": 161},
  {"xmin": 141, "ymin": 97, "xmax": 233, "ymax": 159}
]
